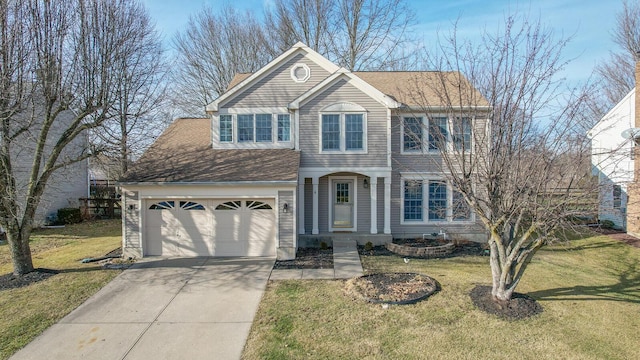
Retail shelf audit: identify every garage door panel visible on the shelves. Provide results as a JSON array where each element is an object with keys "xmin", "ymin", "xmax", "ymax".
[{"xmin": 146, "ymin": 198, "xmax": 276, "ymax": 257}]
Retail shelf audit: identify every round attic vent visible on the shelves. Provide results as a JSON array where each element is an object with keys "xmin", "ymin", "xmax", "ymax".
[{"xmin": 290, "ymin": 63, "xmax": 311, "ymax": 83}]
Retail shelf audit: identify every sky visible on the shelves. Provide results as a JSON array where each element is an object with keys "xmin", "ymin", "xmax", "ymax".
[{"xmin": 143, "ymin": 0, "xmax": 623, "ymax": 86}]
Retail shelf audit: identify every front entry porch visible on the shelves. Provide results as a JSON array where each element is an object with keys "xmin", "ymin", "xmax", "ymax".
[{"xmin": 297, "ymin": 168, "xmax": 391, "ymax": 236}]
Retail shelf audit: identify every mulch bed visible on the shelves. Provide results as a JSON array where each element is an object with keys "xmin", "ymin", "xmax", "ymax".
[
  {"xmin": 359, "ymin": 243, "xmax": 486, "ymax": 258},
  {"xmin": 347, "ymin": 272, "xmax": 439, "ymax": 304},
  {"xmin": 273, "ymin": 247, "xmax": 334, "ymax": 269},
  {"xmin": 608, "ymin": 233, "xmax": 640, "ymax": 248},
  {"xmin": 470, "ymin": 285, "xmax": 543, "ymax": 320},
  {"xmin": 0, "ymin": 268, "xmax": 59, "ymax": 291}
]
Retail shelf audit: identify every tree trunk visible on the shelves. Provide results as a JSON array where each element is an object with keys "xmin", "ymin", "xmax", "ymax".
[
  {"xmin": 489, "ymin": 241, "xmax": 515, "ymax": 302},
  {"xmin": 7, "ymin": 226, "xmax": 34, "ymax": 275}
]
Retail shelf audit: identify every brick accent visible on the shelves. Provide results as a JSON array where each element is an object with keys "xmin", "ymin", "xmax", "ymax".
[
  {"xmin": 386, "ymin": 242, "xmax": 454, "ymax": 258},
  {"xmin": 628, "ymin": 58, "xmax": 640, "ymax": 236}
]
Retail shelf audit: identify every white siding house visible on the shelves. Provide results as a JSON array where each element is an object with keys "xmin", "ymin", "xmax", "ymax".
[{"xmin": 588, "ymin": 88, "xmax": 635, "ymax": 229}]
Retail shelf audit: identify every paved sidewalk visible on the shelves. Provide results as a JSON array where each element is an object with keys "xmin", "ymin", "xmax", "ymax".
[
  {"xmin": 11, "ymin": 257, "xmax": 273, "ymax": 360},
  {"xmin": 270, "ymin": 239, "xmax": 363, "ymax": 280}
]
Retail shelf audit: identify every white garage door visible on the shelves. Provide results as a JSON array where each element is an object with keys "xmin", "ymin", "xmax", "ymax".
[{"xmin": 145, "ymin": 199, "xmax": 276, "ymax": 257}]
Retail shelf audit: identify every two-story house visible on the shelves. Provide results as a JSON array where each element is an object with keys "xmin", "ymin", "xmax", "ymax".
[
  {"xmin": 120, "ymin": 42, "xmax": 488, "ymax": 260},
  {"xmin": 588, "ymin": 88, "xmax": 635, "ymax": 230}
]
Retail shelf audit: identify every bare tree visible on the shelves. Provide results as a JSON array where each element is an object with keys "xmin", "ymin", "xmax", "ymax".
[
  {"xmin": 171, "ymin": 6, "xmax": 271, "ymax": 116},
  {"xmin": 596, "ymin": 0, "xmax": 640, "ymax": 106},
  {"xmin": 264, "ymin": 0, "xmax": 417, "ymax": 71},
  {"xmin": 0, "ymin": 0, "xmax": 158, "ymax": 275},
  {"xmin": 331, "ymin": 0, "xmax": 416, "ymax": 70},
  {"xmin": 264, "ymin": 0, "xmax": 334, "ymax": 56},
  {"xmin": 409, "ymin": 16, "xmax": 595, "ymax": 302},
  {"xmin": 91, "ymin": 0, "xmax": 167, "ymax": 178}
]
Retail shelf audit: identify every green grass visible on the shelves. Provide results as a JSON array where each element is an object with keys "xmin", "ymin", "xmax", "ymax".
[
  {"xmin": 0, "ymin": 220, "xmax": 122, "ymax": 359},
  {"xmin": 243, "ymin": 234, "xmax": 640, "ymax": 360}
]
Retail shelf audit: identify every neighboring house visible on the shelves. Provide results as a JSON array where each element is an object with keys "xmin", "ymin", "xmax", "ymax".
[
  {"xmin": 588, "ymin": 88, "xmax": 635, "ymax": 230},
  {"xmin": 120, "ymin": 42, "xmax": 489, "ymax": 260},
  {"xmin": 2, "ymin": 106, "xmax": 88, "ymax": 227}
]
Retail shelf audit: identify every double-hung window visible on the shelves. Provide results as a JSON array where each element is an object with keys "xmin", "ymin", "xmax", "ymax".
[
  {"xmin": 404, "ymin": 180, "xmax": 423, "ymax": 221},
  {"xmin": 255, "ymin": 114, "xmax": 272, "ymax": 142},
  {"xmin": 428, "ymin": 181, "xmax": 447, "ymax": 221},
  {"xmin": 237, "ymin": 114, "xmax": 254, "ymax": 142},
  {"xmin": 345, "ymin": 114, "xmax": 364, "ymax": 150},
  {"xmin": 613, "ymin": 185, "xmax": 622, "ymax": 209},
  {"xmin": 322, "ymin": 114, "xmax": 341, "ymax": 150},
  {"xmin": 452, "ymin": 117, "xmax": 472, "ymax": 150},
  {"xmin": 452, "ymin": 190, "xmax": 471, "ymax": 221},
  {"xmin": 403, "ymin": 117, "xmax": 422, "ymax": 152},
  {"xmin": 429, "ymin": 117, "xmax": 448, "ymax": 151},
  {"xmin": 321, "ymin": 113, "xmax": 365, "ymax": 152},
  {"xmin": 402, "ymin": 179, "xmax": 473, "ymax": 223},
  {"xmin": 219, "ymin": 115, "xmax": 233, "ymax": 142},
  {"xmin": 278, "ymin": 114, "xmax": 291, "ymax": 141},
  {"xmin": 221, "ymin": 112, "xmax": 292, "ymax": 144}
]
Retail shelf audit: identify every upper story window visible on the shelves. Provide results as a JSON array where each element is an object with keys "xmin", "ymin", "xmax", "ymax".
[
  {"xmin": 278, "ymin": 114, "xmax": 291, "ymax": 141},
  {"xmin": 320, "ymin": 112, "xmax": 366, "ymax": 153},
  {"xmin": 428, "ymin": 117, "xmax": 448, "ymax": 151},
  {"xmin": 452, "ymin": 117, "xmax": 472, "ymax": 150},
  {"xmin": 216, "ymin": 112, "xmax": 292, "ymax": 145},
  {"xmin": 255, "ymin": 114, "xmax": 272, "ymax": 142},
  {"xmin": 220, "ymin": 115, "xmax": 233, "ymax": 143},
  {"xmin": 237, "ymin": 114, "xmax": 254, "ymax": 142},
  {"xmin": 401, "ymin": 115, "xmax": 473, "ymax": 154},
  {"xmin": 403, "ymin": 117, "xmax": 422, "ymax": 152}
]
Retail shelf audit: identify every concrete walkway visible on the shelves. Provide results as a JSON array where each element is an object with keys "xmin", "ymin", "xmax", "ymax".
[
  {"xmin": 11, "ymin": 257, "xmax": 274, "ymax": 360},
  {"xmin": 270, "ymin": 239, "xmax": 363, "ymax": 280}
]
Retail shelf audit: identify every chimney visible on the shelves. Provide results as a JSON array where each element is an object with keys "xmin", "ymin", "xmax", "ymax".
[{"xmin": 636, "ymin": 50, "xmax": 640, "ymax": 129}]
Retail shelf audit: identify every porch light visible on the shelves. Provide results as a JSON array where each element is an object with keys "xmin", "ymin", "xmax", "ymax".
[
  {"xmin": 363, "ymin": 178, "xmax": 369, "ymax": 189},
  {"xmin": 283, "ymin": 203, "xmax": 289, "ymax": 213}
]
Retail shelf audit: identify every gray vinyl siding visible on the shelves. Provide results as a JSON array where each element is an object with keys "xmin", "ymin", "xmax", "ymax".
[
  {"xmin": 304, "ymin": 178, "xmax": 312, "ymax": 234},
  {"xmin": 278, "ymin": 191, "xmax": 294, "ymax": 247},
  {"xmin": 377, "ymin": 177, "xmax": 385, "ymax": 233},
  {"xmin": 318, "ymin": 177, "xmax": 329, "ymax": 232},
  {"xmin": 221, "ymin": 52, "xmax": 331, "ymax": 109},
  {"xmin": 390, "ymin": 113, "xmax": 488, "ymax": 241},
  {"xmin": 391, "ymin": 114, "xmax": 489, "ymax": 173},
  {"xmin": 299, "ymin": 79, "xmax": 388, "ymax": 168},
  {"xmin": 355, "ymin": 174, "xmax": 370, "ymax": 233},
  {"xmin": 123, "ymin": 190, "xmax": 141, "ymax": 254}
]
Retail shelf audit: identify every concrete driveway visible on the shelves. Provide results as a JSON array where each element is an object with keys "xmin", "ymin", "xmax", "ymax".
[{"xmin": 10, "ymin": 257, "xmax": 274, "ymax": 360}]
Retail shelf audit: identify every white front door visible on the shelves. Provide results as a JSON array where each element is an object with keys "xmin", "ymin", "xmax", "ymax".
[{"xmin": 332, "ymin": 179, "xmax": 354, "ymax": 230}]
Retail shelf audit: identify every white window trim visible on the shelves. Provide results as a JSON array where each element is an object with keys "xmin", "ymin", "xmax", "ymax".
[
  {"xmin": 213, "ymin": 108, "xmax": 293, "ymax": 149},
  {"xmin": 399, "ymin": 114, "xmax": 475, "ymax": 155},
  {"xmin": 318, "ymin": 112, "xmax": 368, "ymax": 154},
  {"xmin": 218, "ymin": 114, "xmax": 234, "ymax": 143},
  {"xmin": 400, "ymin": 116, "xmax": 424, "ymax": 155},
  {"xmin": 290, "ymin": 63, "xmax": 311, "ymax": 83},
  {"xmin": 400, "ymin": 175, "xmax": 475, "ymax": 225},
  {"xmin": 277, "ymin": 114, "xmax": 292, "ymax": 142}
]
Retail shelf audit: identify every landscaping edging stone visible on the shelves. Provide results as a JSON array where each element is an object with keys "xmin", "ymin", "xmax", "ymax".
[{"xmin": 386, "ymin": 241, "xmax": 455, "ymax": 258}]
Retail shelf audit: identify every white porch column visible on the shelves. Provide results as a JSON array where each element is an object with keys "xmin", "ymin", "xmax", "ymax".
[
  {"xmin": 370, "ymin": 177, "xmax": 378, "ymax": 234},
  {"xmin": 298, "ymin": 178, "xmax": 305, "ymax": 234},
  {"xmin": 384, "ymin": 177, "xmax": 391, "ymax": 234},
  {"xmin": 312, "ymin": 177, "xmax": 319, "ymax": 234}
]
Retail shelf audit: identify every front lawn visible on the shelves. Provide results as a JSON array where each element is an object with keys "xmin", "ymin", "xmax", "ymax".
[
  {"xmin": 0, "ymin": 220, "xmax": 123, "ymax": 360},
  {"xmin": 243, "ymin": 234, "xmax": 640, "ymax": 359}
]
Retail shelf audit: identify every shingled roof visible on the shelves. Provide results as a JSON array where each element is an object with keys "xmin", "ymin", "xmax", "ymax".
[
  {"xmin": 226, "ymin": 71, "xmax": 489, "ymax": 108},
  {"xmin": 122, "ymin": 118, "xmax": 300, "ymax": 183}
]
